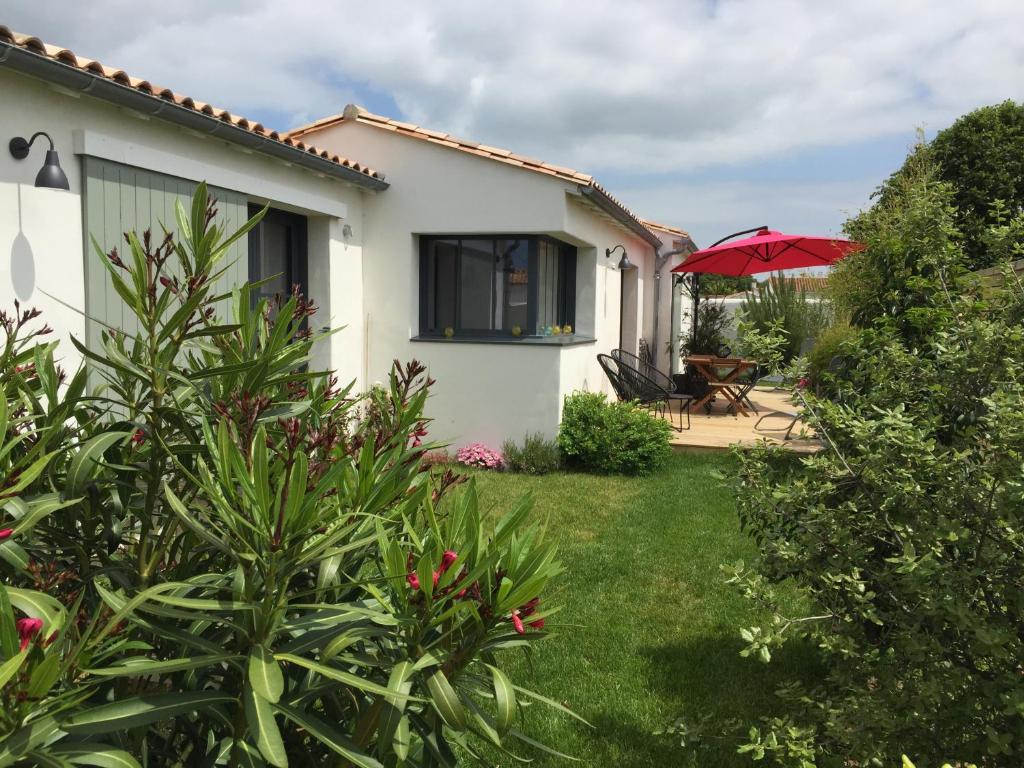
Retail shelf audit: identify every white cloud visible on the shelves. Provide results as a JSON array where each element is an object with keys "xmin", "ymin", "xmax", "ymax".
[
  {"xmin": 618, "ymin": 177, "xmax": 876, "ymax": 248},
  {"xmin": 3, "ymin": 1, "xmax": 1020, "ymax": 241},
  {"xmin": 3, "ymin": 0, "xmax": 1021, "ymax": 174}
]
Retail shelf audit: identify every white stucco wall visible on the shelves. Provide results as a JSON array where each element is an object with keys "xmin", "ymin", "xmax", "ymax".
[
  {"xmin": 296, "ymin": 120, "xmax": 659, "ymax": 448},
  {"xmin": 0, "ymin": 68, "xmax": 368, "ymax": 387}
]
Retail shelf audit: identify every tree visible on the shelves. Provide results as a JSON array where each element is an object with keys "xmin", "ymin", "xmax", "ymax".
[{"xmin": 878, "ymin": 101, "xmax": 1024, "ymax": 271}]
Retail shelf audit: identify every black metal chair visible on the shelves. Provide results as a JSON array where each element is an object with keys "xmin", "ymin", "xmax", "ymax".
[
  {"xmin": 610, "ymin": 348, "xmax": 675, "ymax": 393},
  {"xmin": 598, "ymin": 353, "xmax": 692, "ymax": 431}
]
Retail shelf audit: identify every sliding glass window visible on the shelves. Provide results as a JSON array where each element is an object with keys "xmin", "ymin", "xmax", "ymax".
[{"xmin": 420, "ymin": 235, "xmax": 576, "ymax": 336}]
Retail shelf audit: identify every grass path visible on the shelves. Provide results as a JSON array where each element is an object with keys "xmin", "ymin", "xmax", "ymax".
[{"xmin": 467, "ymin": 453, "xmax": 812, "ymax": 766}]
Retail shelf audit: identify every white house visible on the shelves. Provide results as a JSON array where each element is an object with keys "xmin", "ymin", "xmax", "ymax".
[{"xmin": 0, "ymin": 27, "xmax": 695, "ymax": 449}]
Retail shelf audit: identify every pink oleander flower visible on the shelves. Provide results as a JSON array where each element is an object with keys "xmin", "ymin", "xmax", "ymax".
[
  {"xmin": 797, "ymin": 377, "xmax": 810, "ymax": 390},
  {"xmin": 16, "ymin": 617, "xmax": 42, "ymax": 651},
  {"xmin": 456, "ymin": 443, "xmax": 504, "ymax": 470},
  {"xmin": 410, "ymin": 422, "xmax": 429, "ymax": 448},
  {"xmin": 510, "ymin": 597, "xmax": 544, "ymax": 635},
  {"xmin": 441, "ymin": 550, "xmax": 458, "ymax": 571},
  {"xmin": 0, "ymin": 528, "xmax": 12, "ymax": 541}
]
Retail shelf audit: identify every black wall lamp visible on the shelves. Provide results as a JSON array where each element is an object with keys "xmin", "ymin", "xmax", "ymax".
[
  {"xmin": 9, "ymin": 132, "xmax": 70, "ymax": 190},
  {"xmin": 606, "ymin": 244, "xmax": 635, "ymax": 271}
]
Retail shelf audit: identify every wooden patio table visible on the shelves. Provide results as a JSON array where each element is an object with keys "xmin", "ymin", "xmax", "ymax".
[{"xmin": 684, "ymin": 355, "xmax": 759, "ymax": 417}]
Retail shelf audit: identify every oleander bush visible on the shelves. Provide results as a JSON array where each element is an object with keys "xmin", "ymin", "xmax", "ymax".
[
  {"xmin": 0, "ymin": 186, "xmax": 568, "ymax": 766},
  {"xmin": 557, "ymin": 392, "xmax": 671, "ymax": 476},
  {"xmin": 723, "ymin": 147, "xmax": 1024, "ymax": 765},
  {"xmin": 500, "ymin": 434, "xmax": 561, "ymax": 475}
]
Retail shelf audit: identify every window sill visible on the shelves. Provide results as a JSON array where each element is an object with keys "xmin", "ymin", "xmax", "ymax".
[{"xmin": 411, "ymin": 334, "xmax": 596, "ymax": 347}]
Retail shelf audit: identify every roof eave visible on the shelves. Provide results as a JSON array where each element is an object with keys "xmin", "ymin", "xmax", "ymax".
[
  {"xmin": 0, "ymin": 43, "xmax": 389, "ymax": 192},
  {"xmin": 577, "ymin": 184, "xmax": 662, "ymax": 248}
]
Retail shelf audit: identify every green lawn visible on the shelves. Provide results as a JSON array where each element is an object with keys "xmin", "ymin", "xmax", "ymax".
[{"xmin": 465, "ymin": 453, "xmax": 814, "ymax": 767}]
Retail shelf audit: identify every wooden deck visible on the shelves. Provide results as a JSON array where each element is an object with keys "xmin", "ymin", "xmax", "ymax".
[{"xmin": 664, "ymin": 387, "xmax": 823, "ymax": 454}]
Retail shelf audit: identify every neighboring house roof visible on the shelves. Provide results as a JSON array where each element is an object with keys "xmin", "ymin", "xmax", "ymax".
[
  {"xmin": 0, "ymin": 27, "xmax": 388, "ymax": 190},
  {"xmin": 720, "ymin": 276, "xmax": 829, "ymax": 300},
  {"xmin": 767, "ymin": 275, "xmax": 829, "ymax": 294},
  {"xmin": 287, "ymin": 104, "xmax": 663, "ymax": 248},
  {"xmin": 642, "ymin": 219, "xmax": 692, "ymax": 240}
]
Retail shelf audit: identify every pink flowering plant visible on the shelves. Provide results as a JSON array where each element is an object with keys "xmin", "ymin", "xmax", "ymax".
[
  {"xmin": 0, "ymin": 186, "xmax": 568, "ymax": 766},
  {"xmin": 456, "ymin": 442, "xmax": 505, "ymax": 470}
]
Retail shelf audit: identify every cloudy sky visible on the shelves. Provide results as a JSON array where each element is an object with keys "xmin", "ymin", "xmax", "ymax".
[{"xmin": 4, "ymin": 1, "xmax": 1022, "ymax": 246}]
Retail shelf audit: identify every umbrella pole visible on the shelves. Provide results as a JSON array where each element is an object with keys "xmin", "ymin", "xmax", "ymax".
[
  {"xmin": 690, "ymin": 225, "xmax": 767, "ymax": 350},
  {"xmin": 690, "ymin": 273, "xmax": 700, "ymax": 349}
]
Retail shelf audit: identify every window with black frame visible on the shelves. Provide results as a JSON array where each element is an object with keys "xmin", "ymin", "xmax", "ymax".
[{"xmin": 419, "ymin": 235, "xmax": 576, "ymax": 337}]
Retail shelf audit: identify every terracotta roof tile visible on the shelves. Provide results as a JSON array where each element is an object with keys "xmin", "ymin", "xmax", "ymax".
[
  {"xmin": 285, "ymin": 105, "xmax": 666, "ymax": 238},
  {"xmin": 767, "ymin": 275, "xmax": 829, "ymax": 293},
  {"xmin": 0, "ymin": 26, "xmax": 383, "ymax": 182},
  {"xmin": 642, "ymin": 219, "xmax": 692, "ymax": 239},
  {"xmin": 287, "ymin": 105, "xmax": 599, "ymax": 187}
]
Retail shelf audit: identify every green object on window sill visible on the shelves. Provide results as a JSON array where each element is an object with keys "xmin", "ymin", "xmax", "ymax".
[{"xmin": 411, "ymin": 334, "xmax": 595, "ymax": 347}]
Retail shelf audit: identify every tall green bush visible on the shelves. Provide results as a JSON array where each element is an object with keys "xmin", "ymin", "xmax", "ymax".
[
  {"xmin": 557, "ymin": 392, "xmax": 671, "ymax": 475},
  {"xmin": 725, "ymin": 149, "xmax": 1024, "ymax": 765},
  {"xmin": 739, "ymin": 275, "xmax": 831, "ymax": 362},
  {"xmin": 0, "ymin": 187, "xmax": 570, "ymax": 765}
]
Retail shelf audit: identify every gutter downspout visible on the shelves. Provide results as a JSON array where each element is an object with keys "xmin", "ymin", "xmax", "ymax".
[{"xmin": 651, "ymin": 242, "xmax": 693, "ymax": 372}]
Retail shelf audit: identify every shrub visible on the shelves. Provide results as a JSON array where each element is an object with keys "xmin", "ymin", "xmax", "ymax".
[
  {"xmin": 557, "ymin": 392, "xmax": 671, "ymax": 475},
  {"xmin": 0, "ymin": 186, "xmax": 568, "ymax": 765},
  {"xmin": 805, "ymin": 322, "xmax": 857, "ymax": 390},
  {"xmin": 680, "ymin": 299, "xmax": 733, "ymax": 356},
  {"xmin": 420, "ymin": 448, "xmax": 452, "ymax": 467},
  {"xmin": 726, "ymin": 147, "xmax": 1024, "ymax": 765},
  {"xmin": 456, "ymin": 441, "xmax": 505, "ymax": 470},
  {"xmin": 739, "ymin": 274, "xmax": 832, "ymax": 363},
  {"xmin": 501, "ymin": 433, "xmax": 561, "ymax": 474}
]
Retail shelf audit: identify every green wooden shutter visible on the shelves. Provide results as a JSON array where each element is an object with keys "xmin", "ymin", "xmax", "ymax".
[{"xmin": 81, "ymin": 156, "xmax": 249, "ymax": 354}]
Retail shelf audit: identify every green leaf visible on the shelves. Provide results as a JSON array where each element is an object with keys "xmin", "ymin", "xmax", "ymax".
[
  {"xmin": 276, "ymin": 702, "xmax": 383, "ymax": 768},
  {"xmin": 0, "ymin": 540, "xmax": 28, "ymax": 571},
  {"xmin": 83, "ymin": 653, "xmax": 239, "ymax": 678},
  {"xmin": 513, "ymin": 685, "xmax": 592, "ymax": 726},
  {"xmin": 2, "ymin": 450, "xmax": 59, "ymax": 496},
  {"xmin": 0, "ymin": 586, "xmax": 18, "ymax": 657},
  {"xmin": 7, "ymin": 587, "xmax": 65, "ymax": 634},
  {"xmin": 63, "ymin": 692, "xmax": 235, "ymax": 735},
  {"xmin": 50, "ymin": 746, "xmax": 142, "ymax": 768},
  {"xmin": 487, "ymin": 664, "xmax": 516, "ymax": 735},
  {"xmin": 378, "ymin": 661, "xmax": 414, "ymax": 758},
  {"xmin": 27, "ymin": 654, "xmax": 61, "ymax": 699},
  {"xmin": 426, "ymin": 669, "xmax": 467, "ymax": 730},
  {"xmin": 248, "ymin": 646, "xmax": 284, "ymax": 704},
  {"xmin": 12, "ymin": 494, "xmax": 78, "ymax": 536},
  {"xmin": 65, "ymin": 432, "xmax": 130, "ymax": 498},
  {"xmin": 274, "ymin": 653, "xmax": 406, "ymax": 699},
  {"xmin": 0, "ymin": 651, "xmax": 27, "ymax": 689},
  {"xmin": 0, "ymin": 716, "xmax": 62, "ymax": 768},
  {"xmin": 244, "ymin": 682, "xmax": 287, "ymax": 768}
]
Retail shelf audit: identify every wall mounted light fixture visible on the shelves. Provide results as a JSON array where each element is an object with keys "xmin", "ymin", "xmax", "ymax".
[
  {"xmin": 9, "ymin": 132, "xmax": 70, "ymax": 190},
  {"xmin": 605, "ymin": 244, "xmax": 635, "ymax": 271}
]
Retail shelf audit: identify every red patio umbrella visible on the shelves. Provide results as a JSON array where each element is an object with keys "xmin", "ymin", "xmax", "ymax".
[
  {"xmin": 670, "ymin": 225, "xmax": 864, "ymax": 348},
  {"xmin": 671, "ymin": 226, "xmax": 865, "ymax": 277}
]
